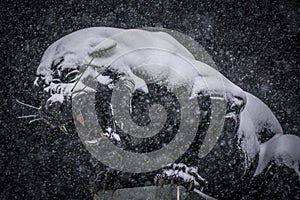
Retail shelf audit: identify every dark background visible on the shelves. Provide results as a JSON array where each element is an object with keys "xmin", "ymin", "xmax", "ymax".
[{"xmin": 1, "ymin": 0, "xmax": 299, "ymax": 199}]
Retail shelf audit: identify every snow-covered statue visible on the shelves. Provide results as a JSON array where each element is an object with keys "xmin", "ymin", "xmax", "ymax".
[{"xmin": 29, "ymin": 27, "xmax": 299, "ymax": 199}]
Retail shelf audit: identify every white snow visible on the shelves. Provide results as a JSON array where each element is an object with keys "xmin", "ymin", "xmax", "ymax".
[
  {"xmin": 47, "ymin": 93, "xmax": 64, "ymax": 104},
  {"xmin": 241, "ymin": 92, "xmax": 283, "ymax": 135},
  {"xmin": 254, "ymin": 134, "xmax": 300, "ymax": 179},
  {"xmin": 37, "ymin": 27, "xmax": 246, "ymax": 106},
  {"xmin": 103, "ymin": 127, "xmax": 121, "ymax": 141},
  {"xmin": 237, "ymin": 92, "xmax": 284, "ymax": 166},
  {"xmin": 36, "ymin": 27, "xmax": 300, "ymax": 181},
  {"xmin": 96, "ymin": 75, "xmax": 113, "ymax": 85},
  {"xmin": 161, "ymin": 163, "xmax": 206, "ymax": 186}
]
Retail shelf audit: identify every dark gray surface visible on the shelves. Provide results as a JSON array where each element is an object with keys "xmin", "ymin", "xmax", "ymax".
[
  {"xmin": 93, "ymin": 185, "xmax": 192, "ymax": 200},
  {"xmin": 1, "ymin": 0, "xmax": 299, "ymax": 199}
]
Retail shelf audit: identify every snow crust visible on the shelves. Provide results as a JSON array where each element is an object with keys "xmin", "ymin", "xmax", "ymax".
[{"xmin": 36, "ymin": 27, "xmax": 126, "ymax": 84}]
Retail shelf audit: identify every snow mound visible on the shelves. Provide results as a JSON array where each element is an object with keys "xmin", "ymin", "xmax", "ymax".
[
  {"xmin": 237, "ymin": 92, "xmax": 283, "ymax": 166},
  {"xmin": 254, "ymin": 134, "xmax": 300, "ymax": 179}
]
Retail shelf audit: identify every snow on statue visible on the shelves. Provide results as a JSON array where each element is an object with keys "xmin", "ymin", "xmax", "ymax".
[{"xmin": 24, "ymin": 27, "xmax": 299, "ymax": 199}]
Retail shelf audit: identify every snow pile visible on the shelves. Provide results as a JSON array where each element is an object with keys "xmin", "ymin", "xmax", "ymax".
[
  {"xmin": 36, "ymin": 27, "xmax": 126, "ymax": 85},
  {"xmin": 237, "ymin": 92, "xmax": 300, "ymax": 179},
  {"xmin": 254, "ymin": 134, "xmax": 300, "ymax": 179},
  {"xmin": 237, "ymin": 92, "xmax": 284, "ymax": 167},
  {"xmin": 160, "ymin": 163, "xmax": 206, "ymax": 186}
]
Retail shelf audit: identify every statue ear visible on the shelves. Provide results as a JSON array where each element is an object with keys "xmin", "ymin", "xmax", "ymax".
[{"xmin": 89, "ymin": 39, "xmax": 117, "ymax": 57}]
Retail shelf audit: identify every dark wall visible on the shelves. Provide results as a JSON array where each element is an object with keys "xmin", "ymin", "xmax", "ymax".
[{"xmin": 1, "ymin": 0, "xmax": 299, "ymax": 199}]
